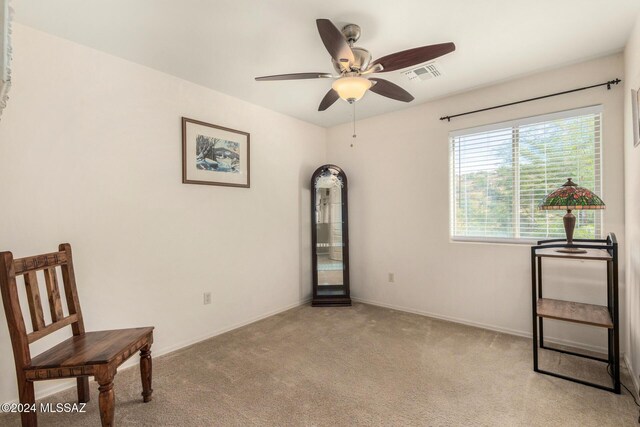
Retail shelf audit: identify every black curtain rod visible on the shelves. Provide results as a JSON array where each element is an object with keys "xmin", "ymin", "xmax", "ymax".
[{"xmin": 439, "ymin": 78, "xmax": 621, "ymax": 122}]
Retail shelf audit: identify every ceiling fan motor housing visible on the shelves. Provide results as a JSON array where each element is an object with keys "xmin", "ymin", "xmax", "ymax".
[{"xmin": 332, "ymin": 47, "xmax": 372, "ymax": 73}]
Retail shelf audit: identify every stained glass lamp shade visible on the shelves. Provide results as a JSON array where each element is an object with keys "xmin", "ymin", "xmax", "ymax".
[{"xmin": 539, "ymin": 178, "xmax": 605, "ymax": 253}]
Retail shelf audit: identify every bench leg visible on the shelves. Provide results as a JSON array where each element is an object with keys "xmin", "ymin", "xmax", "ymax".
[
  {"xmin": 95, "ymin": 370, "xmax": 115, "ymax": 427},
  {"xmin": 18, "ymin": 377, "xmax": 37, "ymax": 427},
  {"xmin": 77, "ymin": 376, "xmax": 90, "ymax": 403},
  {"xmin": 140, "ymin": 345, "xmax": 153, "ymax": 402}
]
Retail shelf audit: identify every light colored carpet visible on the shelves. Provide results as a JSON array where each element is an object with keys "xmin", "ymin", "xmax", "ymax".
[{"xmin": 0, "ymin": 302, "xmax": 638, "ymax": 426}]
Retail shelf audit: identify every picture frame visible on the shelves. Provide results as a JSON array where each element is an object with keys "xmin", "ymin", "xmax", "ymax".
[
  {"xmin": 632, "ymin": 89, "xmax": 640, "ymax": 148},
  {"xmin": 0, "ymin": 0, "xmax": 12, "ymax": 120},
  {"xmin": 181, "ymin": 117, "xmax": 250, "ymax": 188}
]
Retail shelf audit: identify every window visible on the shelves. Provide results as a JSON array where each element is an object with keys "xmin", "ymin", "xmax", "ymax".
[{"xmin": 449, "ymin": 106, "xmax": 602, "ymax": 242}]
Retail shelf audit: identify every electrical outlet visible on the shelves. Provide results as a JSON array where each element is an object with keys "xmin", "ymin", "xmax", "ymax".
[
  {"xmin": 388, "ymin": 273, "xmax": 395, "ymax": 283},
  {"xmin": 203, "ymin": 292, "xmax": 212, "ymax": 305}
]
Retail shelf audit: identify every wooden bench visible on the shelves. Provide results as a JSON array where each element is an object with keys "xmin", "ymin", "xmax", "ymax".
[{"xmin": 0, "ymin": 243, "xmax": 154, "ymax": 426}]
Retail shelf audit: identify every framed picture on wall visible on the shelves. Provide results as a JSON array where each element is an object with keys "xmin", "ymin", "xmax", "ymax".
[
  {"xmin": 181, "ymin": 117, "xmax": 250, "ymax": 188},
  {"xmin": 632, "ymin": 89, "xmax": 640, "ymax": 147}
]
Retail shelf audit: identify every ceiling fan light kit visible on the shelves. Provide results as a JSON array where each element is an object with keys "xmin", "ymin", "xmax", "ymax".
[{"xmin": 332, "ymin": 75, "xmax": 372, "ymax": 102}]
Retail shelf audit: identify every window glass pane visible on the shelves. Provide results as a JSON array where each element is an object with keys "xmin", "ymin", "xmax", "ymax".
[
  {"xmin": 450, "ymin": 108, "xmax": 602, "ymax": 241},
  {"xmin": 453, "ymin": 129, "xmax": 514, "ymax": 238}
]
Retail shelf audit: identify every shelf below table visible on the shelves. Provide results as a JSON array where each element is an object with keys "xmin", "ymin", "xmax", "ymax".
[{"xmin": 536, "ymin": 298, "xmax": 613, "ymax": 328}]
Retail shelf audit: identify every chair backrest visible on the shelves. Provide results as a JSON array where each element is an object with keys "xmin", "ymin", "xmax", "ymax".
[{"xmin": 0, "ymin": 243, "xmax": 85, "ymax": 368}]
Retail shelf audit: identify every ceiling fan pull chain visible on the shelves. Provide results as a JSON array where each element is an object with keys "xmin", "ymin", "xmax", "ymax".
[{"xmin": 352, "ymin": 101, "xmax": 357, "ymax": 138}]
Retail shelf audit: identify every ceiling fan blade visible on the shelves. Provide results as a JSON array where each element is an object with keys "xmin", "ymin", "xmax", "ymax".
[
  {"xmin": 372, "ymin": 42, "xmax": 455, "ymax": 73},
  {"xmin": 318, "ymin": 89, "xmax": 340, "ymax": 111},
  {"xmin": 316, "ymin": 19, "xmax": 355, "ymax": 66},
  {"xmin": 369, "ymin": 78, "xmax": 414, "ymax": 102},
  {"xmin": 255, "ymin": 72, "xmax": 333, "ymax": 81}
]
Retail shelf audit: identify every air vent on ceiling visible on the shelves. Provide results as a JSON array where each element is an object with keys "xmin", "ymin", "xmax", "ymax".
[{"xmin": 402, "ymin": 61, "xmax": 443, "ymax": 81}]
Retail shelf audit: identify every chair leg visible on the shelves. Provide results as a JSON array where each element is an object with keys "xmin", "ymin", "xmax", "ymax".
[
  {"xmin": 77, "ymin": 376, "xmax": 90, "ymax": 403},
  {"xmin": 95, "ymin": 370, "xmax": 115, "ymax": 427},
  {"xmin": 140, "ymin": 345, "xmax": 153, "ymax": 402},
  {"xmin": 18, "ymin": 377, "xmax": 37, "ymax": 427}
]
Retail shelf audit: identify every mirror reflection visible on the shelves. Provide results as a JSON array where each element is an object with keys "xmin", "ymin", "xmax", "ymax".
[{"xmin": 315, "ymin": 173, "xmax": 344, "ymax": 289}]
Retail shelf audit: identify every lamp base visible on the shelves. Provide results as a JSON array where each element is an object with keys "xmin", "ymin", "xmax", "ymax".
[
  {"xmin": 555, "ymin": 247, "xmax": 588, "ymax": 254},
  {"xmin": 558, "ymin": 209, "xmax": 587, "ymax": 253}
]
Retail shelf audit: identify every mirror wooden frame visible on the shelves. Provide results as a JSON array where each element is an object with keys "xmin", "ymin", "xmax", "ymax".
[{"xmin": 311, "ymin": 164, "xmax": 351, "ymax": 307}]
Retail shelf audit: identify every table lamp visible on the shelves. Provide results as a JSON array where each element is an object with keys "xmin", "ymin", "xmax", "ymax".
[{"xmin": 539, "ymin": 178, "xmax": 605, "ymax": 253}]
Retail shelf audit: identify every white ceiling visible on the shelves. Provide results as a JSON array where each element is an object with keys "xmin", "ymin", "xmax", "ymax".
[{"xmin": 13, "ymin": 0, "xmax": 640, "ymax": 127}]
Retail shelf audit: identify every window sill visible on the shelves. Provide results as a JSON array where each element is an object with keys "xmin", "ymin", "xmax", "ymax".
[
  {"xmin": 450, "ymin": 236, "xmax": 601, "ymax": 246},
  {"xmin": 450, "ymin": 236, "xmax": 544, "ymax": 246}
]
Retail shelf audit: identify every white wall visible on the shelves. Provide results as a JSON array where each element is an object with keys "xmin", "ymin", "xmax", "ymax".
[
  {"xmin": 327, "ymin": 54, "xmax": 625, "ymax": 353},
  {"xmin": 0, "ymin": 25, "xmax": 326, "ymax": 403},
  {"xmin": 624, "ymin": 13, "xmax": 640, "ymax": 394}
]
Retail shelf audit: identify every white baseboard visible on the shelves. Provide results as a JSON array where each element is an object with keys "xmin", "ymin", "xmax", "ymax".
[
  {"xmin": 152, "ymin": 298, "xmax": 311, "ymax": 357},
  {"xmin": 351, "ymin": 297, "xmax": 609, "ymax": 354},
  {"xmin": 32, "ymin": 380, "xmax": 77, "ymax": 402},
  {"xmin": 6, "ymin": 298, "xmax": 310, "ymax": 404},
  {"xmin": 624, "ymin": 354, "xmax": 640, "ymax": 397}
]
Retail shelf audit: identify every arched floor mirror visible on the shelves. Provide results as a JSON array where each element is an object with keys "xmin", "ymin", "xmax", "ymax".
[{"xmin": 311, "ymin": 165, "xmax": 351, "ymax": 307}]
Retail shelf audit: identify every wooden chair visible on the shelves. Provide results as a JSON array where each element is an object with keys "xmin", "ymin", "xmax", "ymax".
[{"xmin": 0, "ymin": 243, "xmax": 154, "ymax": 427}]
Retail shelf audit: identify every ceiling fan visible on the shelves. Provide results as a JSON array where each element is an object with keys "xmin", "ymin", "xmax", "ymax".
[{"xmin": 255, "ymin": 19, "xmax": 456, "ymax": 111}]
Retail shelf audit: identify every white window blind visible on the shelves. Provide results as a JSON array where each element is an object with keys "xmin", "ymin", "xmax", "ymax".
[{"xmin": 449, "ymin": 106, "xmax": 602, "ymax": 242}]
